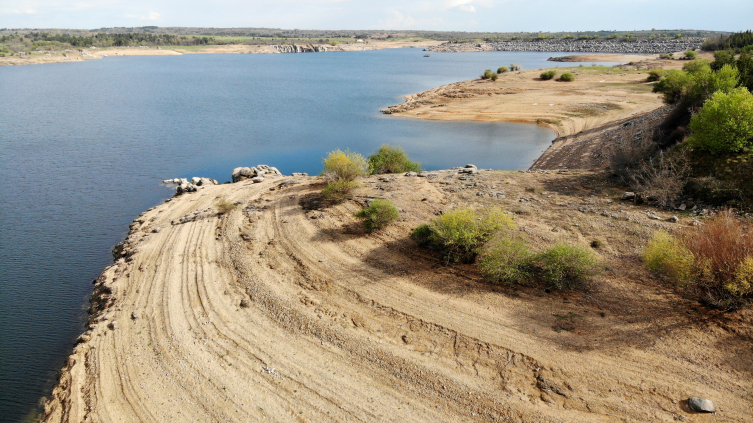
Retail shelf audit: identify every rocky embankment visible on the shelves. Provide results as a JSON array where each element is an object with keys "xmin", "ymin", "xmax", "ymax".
[
  {"xmin": 273, "ymin": 44, "xmax": 329, "ymax": 53},
  {"xmin": 426, "ymin": 38, "xmax": 704, "ymax": 54}
]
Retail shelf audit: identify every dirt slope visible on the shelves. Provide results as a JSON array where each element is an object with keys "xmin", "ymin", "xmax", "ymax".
[{"xmin": 44, "ymin": 170, "xmax": 753, "ymax": 423}]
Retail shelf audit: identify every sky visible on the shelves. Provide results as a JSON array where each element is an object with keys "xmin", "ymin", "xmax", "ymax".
[{"xmin": 1, "ymin": 0, "xmax": 750, "ymax": 32}]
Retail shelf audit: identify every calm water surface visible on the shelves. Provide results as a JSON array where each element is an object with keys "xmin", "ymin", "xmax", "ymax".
[{"xmin": 0, "ymin": 49, "xmax": 617, "ymax": 422}]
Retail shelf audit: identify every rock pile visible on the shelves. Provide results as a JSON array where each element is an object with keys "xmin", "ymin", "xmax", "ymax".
[
  {"xmin": 162, "ymin": 177, "xmax": 219, "ymax": 195},
  {"xmin": 426, "ymin": 38, "xmax": 704, "ymax": 54},
  {"xmin": 232, "ymin": 165, "xmax": 283, "ymax": 183},
  {"xmin": 274, "ymin": 44, "xmax": 328, "ymax": 53}
]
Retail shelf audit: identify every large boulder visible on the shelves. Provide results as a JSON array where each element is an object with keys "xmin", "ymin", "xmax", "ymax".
[{"xmin": 232, "ymin": 165, "xmax": 283, "ymax": 182}]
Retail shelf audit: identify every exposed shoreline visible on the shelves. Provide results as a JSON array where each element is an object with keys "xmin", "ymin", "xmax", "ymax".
[{"xmin": 0, "ymin": 40, "xmax": 442, "ymax": 67}]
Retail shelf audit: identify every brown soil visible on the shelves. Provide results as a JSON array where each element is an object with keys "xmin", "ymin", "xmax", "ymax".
[
  {"xmin": 44, "ymin": 170, "xmax": 753, "ymax": 423},
  {"xmin": 381, "ymin": 53, "xmax": 710, "ymax": 138}
]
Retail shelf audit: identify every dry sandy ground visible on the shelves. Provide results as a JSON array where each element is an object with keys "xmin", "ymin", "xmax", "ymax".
[
  {"xmin": 382, "ymin": 53, "xmax": 708, "ymax": 138},
  {"xmin": 44, "ymin": 170, "xmax": 753, "ymax": 423},
  {"xmin": 0, "ymin": 40, "xmax": 441, "ymax": 67}
]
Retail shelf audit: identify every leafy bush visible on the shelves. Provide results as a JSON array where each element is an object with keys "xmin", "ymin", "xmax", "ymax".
[
  {"xmin": 411, "ymin": 207, "xmax": 515, "ymax": 263},
  {"xmin": 643, "ymin": 231, "xmax": 695, "ymax": 285},
  {"xmin": 647, "ymin": 69, "xmax": 664, "ymax": 82},
  {"xmin": 478, "ymin": 236, "xmax": 532, "ymax": 284},
  {"xmin": 322, "ymin": 149, "xmax": 367, "ymax": 182},
  {"xmin": 684, "ymin": 50, "xmax": 698, "ymax": 60},
  {"xmin": 688, "ymin": 87, "xmax": 753, "ymax": 154},
  {"xmin": 531, "ymin": 244, "xmax": 598, "ymax": 289},
  {"xmin": 321, "ymin": 179, "xmax": 360, "ymax": 203},
  {"xmin": 355, "ymin": 198, "xmax": 399, "ymax": 232},
  {"xmin": 659, "ymin": 53, "xmax": 674, "ymax": 60},
  {"xmin": 653, "ymin": 62, "xmax": 739, "ymax": 106},
  {"xmin": 215, "ymin": 198, "xmax": 237, "ymax": 215},
  {"xmin": 481, "ymin": 69, "xmax": 493, "ymax": 79},
  {"xmin": 540, "ymin": 70, "xmax": 557, "ymax": 80},
  {"xmin": 367, "ymin": 144, "xmax": 422, "ymax": 174},
  {"xmin": 559, "ymin": 72, "xmax": 575, "ymax": 82},
  {"xmin": 490, "ymin": 72, "xmax": 498, "ymax": 81},
  {"xmin": 497, "ymin": 66, "xmax": 509, "ymax": 73},
  {"xmin": 643, "ymin": 211, "xmax": 753, "ymax": 308}
]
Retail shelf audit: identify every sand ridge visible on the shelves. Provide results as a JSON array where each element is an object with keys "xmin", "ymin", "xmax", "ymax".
[{"xmin": 43, "ymin": 171, "xmax": 753, "ymax": 422}]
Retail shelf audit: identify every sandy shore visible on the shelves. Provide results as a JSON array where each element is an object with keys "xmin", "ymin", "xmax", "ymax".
[
  {"xmin": 0, "ymin": 40, "xmax": 441, "ymax": 67},
  {"xmin": 43, "ymin": 170, "xmax": 753, "ymax": 423},
  {"xmin": 382, "ymin": 54, "xmax": 696, "ymax": 138}
]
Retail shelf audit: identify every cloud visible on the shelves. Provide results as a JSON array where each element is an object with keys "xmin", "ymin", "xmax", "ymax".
[
  {"xmin": 380, "ymin": 10, "xmax": 415, "ymax": 28},
  {"xmin": 140, "ymin": 10, "xmax": 160, "ymax": 20},
  {"xmin": 443, "ymin": 0, "xmax": 492, "ymax": 12}
]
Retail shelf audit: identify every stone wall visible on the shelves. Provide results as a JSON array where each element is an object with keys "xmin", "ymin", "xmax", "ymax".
[{"xmin": 427, "ymin": 38, "xmax": 704, "ymax": 54}]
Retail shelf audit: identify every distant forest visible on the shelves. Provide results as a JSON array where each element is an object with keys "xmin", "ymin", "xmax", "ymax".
[{"xmin": 703, "ymin": 30, "xmax": 753, "ymax": 51}]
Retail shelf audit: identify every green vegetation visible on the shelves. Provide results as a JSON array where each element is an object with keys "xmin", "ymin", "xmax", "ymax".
[
  {"xmin": 410, "ymin": 207, "xmax": 514, "ymax": 263},
  {"xmin": 647, "ymin": 68, "xmax": 664, "ymax": 82},
  {"xmin": 540, "ymin": 70, "xmax": 557, "ymax": 80},
  {"xmin": 321, "ymin": 149, "xmax": 367, "ymax": 203},
  {"xmin": 215, "ymin": 198, "xmax": 237, "ymax": 215},
  {"xmin": 367, "ymin": 144, "xmax": 421, "ymax": 174},
  {"xmin": 497, "ymin": 66, "xmax": 509, "ymax": 73},
  {"xmin": 321, "ymin": 179, "xmax": 360, "ymax": 203},
  {"xmin": 531, "ymin": 244, "xmax": 599, "ymax": 290},
  {"xmin": 490, "ymin": 72, "xmax": 499, "ymax": 81},
  {"xmin": 643, "ymin": 212, "xmax": 753, "ymax": 308},
  {"xmin": 478, "ymin": 236, "xmax": 532, "ymax": 284},
  {"xmin": 322, "ymin": 149, "xmax": 367, "ymax": 182},
  {"xmin": 683, "ymin": 50, "xmax": 698, "ymax": 60},
  {"xmin": 702, "ymin": 30, "xmax": 753, "ymax": 51},
  {"xmin": 355, "ymin": 199, "xmax": 400, "ymax": 232},
  {"xmin": 481, "ymin": 69, "xmax": 493, "ymax": 79},
  {"xmin": 559, "ymin": 72, "xmax": 575, "ymax": 82},
  {"xmin": 688, "ymin": 87, "xmax": 753, "ymax": 154}
]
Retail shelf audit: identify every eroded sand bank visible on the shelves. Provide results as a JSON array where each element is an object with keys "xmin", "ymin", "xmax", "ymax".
[{"xmin": 44, "ymin": 171, "xmax": 753, "ymax": 423}]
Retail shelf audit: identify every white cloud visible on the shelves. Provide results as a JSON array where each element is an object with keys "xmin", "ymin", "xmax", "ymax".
[
  {"xmin": 140, "ymin": 10, "xmax": 160, "ymax": 20},
  {"xmin": 380, "ymin": 10, "xmax": 415, "ymax": 28}
]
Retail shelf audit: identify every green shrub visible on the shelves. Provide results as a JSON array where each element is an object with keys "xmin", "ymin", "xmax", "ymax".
[
  {"xmin": 497, "ymin": 66, "xmax": 509, "ymax": 73},
  {"xmin": 647, "ymin": 69, "xmax": 664, "ymax": 82},
  {"xmin": 481, "ymin": 69, "xmax": 493, "ymax": 79},
  {"xmin": 540, "ymin": 70, "xmax": 557, "ymax": 80},
  {"xmin": 490, "ymin": 72, "xmax": 498, "ymax": 81},
  {"xmin": 688, "ymin": 87, "xmax": 753, "ymax": 154},
  {"xmin": 643, "ymin": 212, "xmax": 753, "ymax": 308},
  {"xmin": 355, "ymin": 198, "xmax": 400, "ymax": 232},
  {"xmin": 322, "ymin": 149, "xmax": 367, "ymax": 182},
  {"xmin": 531, "ymin": 244, "xmax": 598, "ymax": 289},
  {"xmin": 215, "ymin": 198, "xmax": 237, "ymax": 215},
  {"xmin": 478, "ymin": 236, "xmax": 532, "ymax": 284},
  {"xmin": 652, "ymin": 69, "xmax": 692, "ymax": 103},
  {"xmin": 559, "ymin": 72, "xmax": 575, "ymax": 82},
  {"xmin": 659, "ymin": 53, "xmax": 674, "ymax": 60},
  {"xmin": 684, "ymin": 50, "xmax": 698, "ymax": 60},
  {"xmin": 411, "ymin": 207, "xmax": 515, "ymax": 263},
  {"xmin": 642, "ymin": 231, "xmax": 695, "ymax": 285},
  {"xmin": 367, "ymin": 144, "xmax": 421, "ymax": 174},
  {"xmin": 321, "ymin": 179, "xmax": 360, "ymax": 203}
]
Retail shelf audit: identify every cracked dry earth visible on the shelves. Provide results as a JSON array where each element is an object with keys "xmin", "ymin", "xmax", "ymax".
[{"xmin": 44, "ymin": 171, "xmax": 753, "ymax": 423}]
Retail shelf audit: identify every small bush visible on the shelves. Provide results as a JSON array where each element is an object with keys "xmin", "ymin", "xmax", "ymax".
[
  {"xmin": 659, "ymin": 53, "xmax": 674, "ymax": 60},
  {"xmin": 355, "ymin": 198, "xmax": 399, "ymax": 232},
  {"xmin": 490, "ymin": 72, "xmax": 498, "ymax": 81},
  {"xmin": 215, "ymin": 198, "xmax": 237, "ymax": 215},
  {"xmin": 531, "ymin": 244, "xmax": 599, "ymax": 290},
  {"xmin": 478, "ymin": 236, "xmax": 533, "ymax": 284},
  {"xmin": 647, "ymin": 68, "xmax": 664, "ymax": 82},
  {"xmin": 509, "ymin": 63, "xmax": 521, "ymax": 71},
  {"xmin": 684, "ymin": 50, "xmax": 698, "ymax": 60},
  {"xmin": 497, "ymin": 66, "xmax": 509, "ymax": 73},
  {"xmin": 687, "ymin": 87, "xmax": 753, "ymax": 154},
  {"xmin": 322, "ymin": 149, "xmax": 367, "ymax": 182},
  {"xmin": 481, "ymin": 69, "xmax": 493, "ymax": 79},
  {"xmin": 559, "ymin": 72, "xmax": 575, "ymax": 82},
  {"xmin": 540, "ymin": 70, "xmax": 557, "ymax": 80},
  {"xmin": 411, "ymin": 207, "xmax": 515, "ymax": 263},
  {"xmin": 643, "ymin": 231, "xmax": 695, "ymax": 285},
  {"xmin": 367, "ymin": 144, "xmax": 421, "ymax": 174},
  {"xmin": 321, "ymin": 179, "xmax": 360, "ymax": 203},
  {"xmin": 643, "ymin": 211, "xmax": 753, "ymax": 308}
]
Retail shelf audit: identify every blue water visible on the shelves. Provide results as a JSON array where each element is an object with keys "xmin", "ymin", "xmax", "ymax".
[{"xmin": 0, "ymin": 49, "xmax": 616, "ymax": 422}]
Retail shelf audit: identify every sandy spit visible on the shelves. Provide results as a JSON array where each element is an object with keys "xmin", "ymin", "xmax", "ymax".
[{"xmin": 43, "ymin": 170, "xmax": 753, "ymax": 423}]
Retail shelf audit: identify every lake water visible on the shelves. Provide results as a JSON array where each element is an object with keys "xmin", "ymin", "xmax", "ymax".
[{"xmin": 0, "ymin": 49, "xmax": 617, "ymax": 422}]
